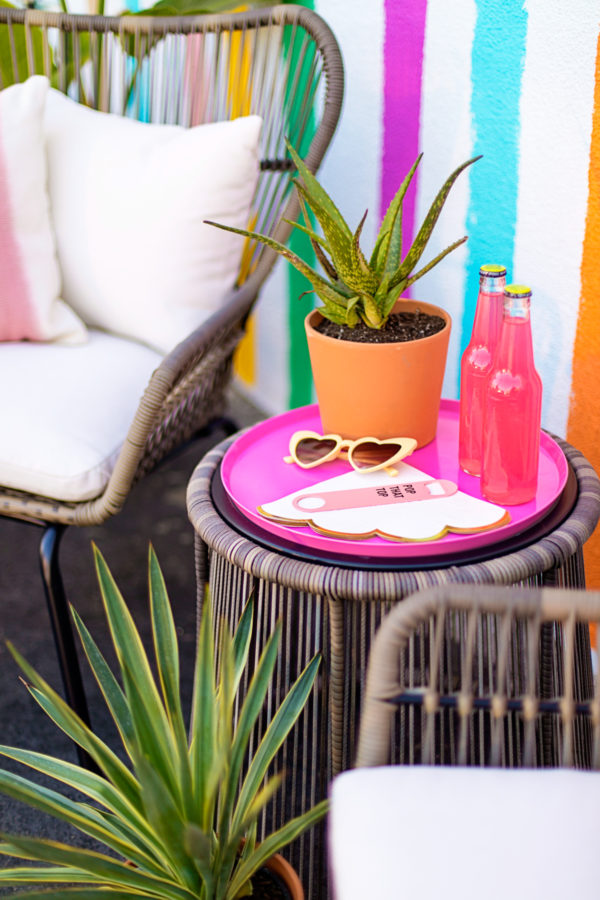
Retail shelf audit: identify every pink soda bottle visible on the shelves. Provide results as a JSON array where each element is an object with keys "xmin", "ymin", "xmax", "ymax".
[
  {"xmin": 458, "ymin": 264, "xmax": 506, "ymax": 475},
  {"xmin": 481, "ymin": 285, "xmax": 542, "ymax": 505}
]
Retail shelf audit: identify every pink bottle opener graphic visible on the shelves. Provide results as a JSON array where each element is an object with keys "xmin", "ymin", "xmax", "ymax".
[{"xmin": 292, "ymin": 479, "xmax": 458, "ymax": 513}]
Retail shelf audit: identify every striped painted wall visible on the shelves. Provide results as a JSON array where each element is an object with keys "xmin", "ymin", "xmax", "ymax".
[{"xmin": 237, "ymin": 0, "xmax": 600, "ymax": 584}]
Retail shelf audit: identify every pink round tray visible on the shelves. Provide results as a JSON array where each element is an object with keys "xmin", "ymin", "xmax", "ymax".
[{"xmin": 221, "ymin": 399, "xmax": 569, "ymax": 560}]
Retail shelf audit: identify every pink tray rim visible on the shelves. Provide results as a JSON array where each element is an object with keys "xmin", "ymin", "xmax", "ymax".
[{"xmin": 221, "ymin": 400, "xmax": 568, "ymax": 560}]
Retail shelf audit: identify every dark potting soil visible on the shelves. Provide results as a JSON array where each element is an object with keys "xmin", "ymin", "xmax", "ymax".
[
  {"xmin": 251, "ymin": 864, "xmax": 293, "ymax": 900},
  {"xmin": 315, "ymin": 309, "xmax": 446, "ymax": 344}
]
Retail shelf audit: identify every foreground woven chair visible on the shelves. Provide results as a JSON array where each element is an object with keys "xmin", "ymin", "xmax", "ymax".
[
  {"xmin": 0, "ymin": 5, "xmax": 343, "ymax": 760},
  {"xmin": 355, "ymin": 583, "xmax": 599, "ymax": 769},
  {"xmin": 330, "ymin": 584, "xmax": 600, "ymax": 899}
]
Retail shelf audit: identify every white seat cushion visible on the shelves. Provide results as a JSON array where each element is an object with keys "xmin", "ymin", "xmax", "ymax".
[
  {"xmin": 329, "ymin": 766, "xmax": 600, "ymax": 900},
  {"xmin": 0, "ymin": 330, "xmax": 161, "ymax": 501}
]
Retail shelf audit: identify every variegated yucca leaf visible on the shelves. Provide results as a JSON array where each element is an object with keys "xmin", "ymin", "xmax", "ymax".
[{"xmin": 0, "ymin": 545, "xmax": 326, "ymax": 899}]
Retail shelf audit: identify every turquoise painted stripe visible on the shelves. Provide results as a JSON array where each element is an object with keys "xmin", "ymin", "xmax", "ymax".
[
  {"xmin": 124, "ymin": 0, "xmax": 151, "ymax": 122},
  {"xmin": 460, "ymin": 0, "xmax": 528, "ymax": 387}
]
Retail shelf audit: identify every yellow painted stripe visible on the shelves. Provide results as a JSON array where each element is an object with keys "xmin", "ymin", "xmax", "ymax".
[
  {"xmin": 567, "ymin": 33, "xmax": 600, "ymax": 587},
  {"xmin": 227, "ymin": 9, "xmax": 255, "ymax": 387},
  {"xmin": 234, "ymin": 312, "xmax": 256, "ymax": 385},
  {"xmin": 233, "ymin": 210, "xmax": 259, "ymax": 386},
  {"xmin": 226, "ymin": 13, "xmax": 253, "ymax": 119}
]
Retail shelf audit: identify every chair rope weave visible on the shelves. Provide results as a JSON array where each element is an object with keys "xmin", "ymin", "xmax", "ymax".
[{"xmin": 356, "ymin": 584, "xmax": 600, "ymax": 771}]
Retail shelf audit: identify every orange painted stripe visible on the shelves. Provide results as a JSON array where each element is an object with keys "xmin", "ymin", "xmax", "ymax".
[{"xmin": 567, "ymin": 33, "xmax": 600, "ymax": 587}]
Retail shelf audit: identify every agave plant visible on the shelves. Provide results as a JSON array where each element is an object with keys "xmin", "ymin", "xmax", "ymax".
[
  {"xmin": 207, "ymin": 141, "xmax": 480, "ymax": 329},
  {"xmin": 0, "ymin": 545, "xmax": 327, "ymax": 899}
]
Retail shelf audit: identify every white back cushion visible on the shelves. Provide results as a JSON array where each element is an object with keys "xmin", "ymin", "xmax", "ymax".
[
  {"xmin": 0, "ymin": 77, "xmax": 86, "ymax": 344},
  {"xmin": 44, "ymin": 89, "xmax": 261, "ymax": 353},
  {"xmin": 330, "ymin": 766, "xmax": 600, "ymax": 900},
  {"xmin": 0, "ymin": 331, "xmax": 161, "ymax": 500}
]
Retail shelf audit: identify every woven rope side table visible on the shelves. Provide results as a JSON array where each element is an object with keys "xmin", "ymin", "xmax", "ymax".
[{"xmin": 187, "ymin": 432, "xmax": 600, "ymax": 900}]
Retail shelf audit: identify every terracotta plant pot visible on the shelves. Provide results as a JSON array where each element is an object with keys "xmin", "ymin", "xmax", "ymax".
[
  {"xmin": 304, "ymin": 299, "xmax": 451, "ymax": 447},
  {"xmin": 263, "ymin": 852, "xmax": 304, "ymax": 900}
]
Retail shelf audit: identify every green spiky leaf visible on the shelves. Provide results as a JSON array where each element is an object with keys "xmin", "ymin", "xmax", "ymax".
[
  {"xmin": 316, "ymin": 303, "xmax": 350, "ymax": 325},
  {"xmin": 390, "ymin": 155, "xmax": 481, "ymax": 289},
  {"xmin": 349, "ymin": 210, "xmax": 378, "ymax": 296},
  {"xmin": 6, "ymin": 643, "xmax": 141, "ymax": 808},
  {"xmin": 0, "ymin": 745, "xmax": 161, "ymax": 858},
  {"xmin": 0, "ymin": 768, "xmax": 163, "ymax": 876},
  {"xmin": 285, "ymin": 138, "xmax": 351, "ymax": 240},
  {"xmin": 404, "ymin": 235, "xmax": 468, "ymax": 290},
  {"xmin": 370, "ymin": 153, "xmax": 422, "ymax": 276},
  {"xmin": 292, "ymin": 181, "xmax": 358, "ymax": 289},
  {"xmin": 204, "ymin": 219, "xmax": 349, "ymax": 311},
  {"xmin": 232, "ymin": 654, "xmax": 322, "ymax": 833},
  {"xmin": 312, "ymin": 238, "xmax": 339, "ymax": 282},
  {"xmin": 71, "ymin": 608, "xmax": 135, "ymax": 758},
  {"xmin": 0, "ymin": 834, "xmax": 196, "ymax": 900}
]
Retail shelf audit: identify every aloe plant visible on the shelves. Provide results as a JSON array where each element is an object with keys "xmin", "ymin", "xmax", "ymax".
[
  {"xmin": 207, "ymin": 141, "xmax": 480, "ymax": 329},
  {"xmin": 0, "ymin": 545, "xmax": 327, "ymax": 899}
]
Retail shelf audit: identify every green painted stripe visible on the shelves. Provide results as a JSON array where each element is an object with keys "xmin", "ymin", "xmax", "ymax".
[
  {"xmin": 288, "ymin": 228, "xmax": 316, "ymax": 409},
  {"xmin": 283, "ymin": 0, "xmax": 317, "ymax": 410}
]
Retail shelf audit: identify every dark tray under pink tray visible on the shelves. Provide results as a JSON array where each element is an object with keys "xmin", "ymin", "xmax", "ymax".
[
  {"xmin": 220, "ymin": 399, "xmax": 569, "ymax": 562},
  {"xmin": 211, "ymin": 462, "xmax": 577, "ymax": 570}
]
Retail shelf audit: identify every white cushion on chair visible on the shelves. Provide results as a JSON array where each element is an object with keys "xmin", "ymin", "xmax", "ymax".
[
  {"xmin": 0, "ymin": 77, "xmax": 86, "ymax": 344},
  {"xmin": 329, "ymin": 766, "xmax": 600, "ymax": 900},
  {"xmin": 43, "ymin": 87, "xmax": 261, "ymax": 354},
  {"xmin": 0, "ymin": 330, "xmax": 161, "ymax": 501}
]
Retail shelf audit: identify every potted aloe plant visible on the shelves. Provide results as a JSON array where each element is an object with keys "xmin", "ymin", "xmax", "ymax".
[
  {"xmin": 207, "ymin": 142, "xmax": 480, "ymax": 447},
  {"xmin": 0, "ymin": 545, "xmax": 326, "ymax": 899}
]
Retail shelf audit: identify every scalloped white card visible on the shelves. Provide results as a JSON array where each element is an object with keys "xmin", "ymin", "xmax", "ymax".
[{"xmin": 257, "ymin": 462, "xmax": 509, "ymax": 543}]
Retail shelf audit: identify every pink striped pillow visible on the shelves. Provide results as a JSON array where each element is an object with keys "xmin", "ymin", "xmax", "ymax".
[{"xmin": 0, "ymin": 76, "xmax": 86, "ymax": 343}]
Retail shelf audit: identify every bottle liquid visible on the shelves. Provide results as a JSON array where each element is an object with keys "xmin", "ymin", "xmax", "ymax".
[
  {"xmin": 481, "ymin": 285, "xmax": 542, "ymax": 505},
  {"xmin": 458, "ymin": 264, "xmax": 507, "ymax": 475}
]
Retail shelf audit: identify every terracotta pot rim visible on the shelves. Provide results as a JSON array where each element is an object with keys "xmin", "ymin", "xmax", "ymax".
[
  {"xmin": 304, "ymin": 297, "xmax": 452, "ymax": 443},
  {"xmin": 305, "ymin": 299, "xmax": 451, "ymax": 346},
  {"xmin": 264, "ymin": 852, "xmax": 304, "ymax": 900}
]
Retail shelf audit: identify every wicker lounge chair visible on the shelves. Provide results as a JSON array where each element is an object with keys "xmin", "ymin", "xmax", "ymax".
[
  {"xmin": 329, "ymin": 584, "xmax": 600, "ymax": 899},
  {"xmin": 0, "ymin": 5, "xmax": 343, "ymax": 758}
]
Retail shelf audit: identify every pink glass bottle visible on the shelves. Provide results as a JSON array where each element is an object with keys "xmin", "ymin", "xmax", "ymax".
[
  {"xmin": 458, "ymin": 264, "xmax": 506, "ymax": 475},
  {"xmin": 481, "ymin": 285, "xmax": 542, "ymax": 505}
]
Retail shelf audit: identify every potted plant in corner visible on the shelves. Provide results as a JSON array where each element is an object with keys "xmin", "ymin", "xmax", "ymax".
[
  {"xmin": 207, "ymin": 143, "xmax": 480, "ymax": 447},
  {"xmin": 0, "ymin": 545, "xmax": 327, "ymax": 899}
]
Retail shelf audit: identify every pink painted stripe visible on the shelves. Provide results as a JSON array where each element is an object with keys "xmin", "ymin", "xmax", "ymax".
[
  {"xmin": 380, "ymin": 0, "xmax": 427, "ymax": 259},
  {"xmin": 0, "ymin": 124, "xmax": 38, "ymax": 341}
]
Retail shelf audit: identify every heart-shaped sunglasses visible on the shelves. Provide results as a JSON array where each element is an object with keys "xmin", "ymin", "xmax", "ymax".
[{"xmin": 284, "ymin": 431, "xmax": 417, "ymax": 476}]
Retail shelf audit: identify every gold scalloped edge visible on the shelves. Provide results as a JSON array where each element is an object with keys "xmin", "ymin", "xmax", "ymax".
[{"xmin": 256, "ymin": 506, "xmax": 511, "ymax": 543}]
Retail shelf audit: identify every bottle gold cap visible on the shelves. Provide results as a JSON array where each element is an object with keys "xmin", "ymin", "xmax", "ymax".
[
  {"xmin": 480, "ymin": 264, "xmax": 507, "ymax": 277},
  {"xmin": 504, "ymin": 284, "xmax": 532, "ymax": 298}
]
